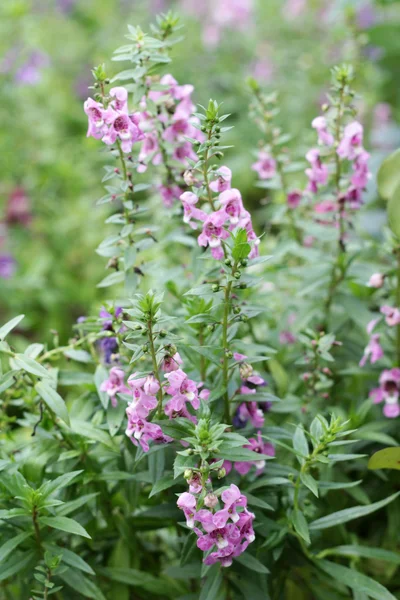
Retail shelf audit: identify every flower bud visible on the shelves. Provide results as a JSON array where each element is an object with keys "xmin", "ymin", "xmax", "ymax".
[
  {"xmin": 183, "ymin": 170, "xmax": 197, "ymax": 186},
  {"xmin": 217, "ymin": 467, "xmax": 226, "ymax": 479},
  {"xmin": 233, "ymin": 271, "xmax": 241, "ymax": 279},
  {"xmin": 184, "ymin": 469, "xmax": 193, "ymax": 480},
  {"xmin": 159, "ymin": 329, "xmax": 167, "ymax": 338},
  {"xmin": 212, "ymin": 284, "xmax": 220, "ymax": 292},
  {"xmin": 204, "ymin": 493, "xmax": 218, "ymax": 509},
  {"xmin": 368, "ymin": 273, "xmax": 384, "ymax": 289}
]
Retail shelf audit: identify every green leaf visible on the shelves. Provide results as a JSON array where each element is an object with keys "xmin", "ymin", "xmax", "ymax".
[
  {"xmin": 60, "ymin": 548, "xmax": 95, "ymax": 575},
  {"xmin": 64, "ymin": 349, "xmax": 93, "ymax": 363},
  {"xmin": 56, "ymin": 493, "xmax": 99, "ymax": 517},
  {"xmin": 0, "ymin": 314, "xmax": 24, "ymax": 341},
  {"xmin": 309, "ymin": 492, "xmax": 400, "ymax": 530},
  {"xmin": 377, "ymin": 148, "xmax": 400, "ymax": 201},
  {"xmin": 97, "ymin": 271, "xmax": 125, "ymax": 288},
  {"xmin": 301, "ymin": 472, "xmax": 318, "ymax": 497},
  {"xmin": 387, "ymin": 183, "xmax": 400, "ymax": 239},
  {"xmin": 368, "ymin": 447, "xmax": 400, "ymax": 470},
  {"xmin": 39, "ymin": 516, "xmax": 91, "ymax": 539},
  {"xmin": 149, "ymin": 474, "xmax": 175, "ymax": 498},
  {"xmin": 98, "ymin": 567, "xmax": 180, "ymax": 596},
  {"xmin": 234, "ymin": 552, "xmax": 270, "ymax": 574},
  {"xmin": 322, "ymin": 545, "xmax": 400, "ymax": 564},
  {"xmin": 293, "ymin": 425, "xmax": 309, "ymax": 465},
  {"xmin": 107, "ymin": 399, "xmax": 126, "ymax": 436},
  {"xmin": 14, "ymin": 354, "xmax": 50, "ymax": 379},
  {"xmin": 94, "ymin": 364, "xmax": 109, "ymax": 409},
  {"xmin": 35, "ymin": 381, "xmax": 70, "ymax": 425},
  {"xmin": 199, "ymin": 563, "xmax": 223, "ymax": 600},
  {"xmin": 0, "ymin": 532, "xmax": 31, "ymax": 563},
  {"xmin": 0, "ymin": 550, "xmax": 35, "ymax": 582},
  {"xmin": 317, "ymin": 560, "xmax": 397, "ymax": 600},
  {"xmin": 292, "ymin": 509, "xmax": 310, "ymax": 544},
  {"xmin": 60, "ymin": 568, "xmax": 106, "ymax": 600},
  {"xmin": 39, "ymin": 470, "xmax": 82, "ymax": 498}
]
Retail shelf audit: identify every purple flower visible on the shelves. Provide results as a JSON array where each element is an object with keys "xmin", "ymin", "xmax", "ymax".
[
  {"xmin": 251, "ymin": 150, "xmax": 276, "ymax": 179},
  {"xmin": 15, "ymin": 51, "xmax": 49, "ymax": 86},
  {"xmin": 210, "ymin": 166, "xmax": 232, "ymax": 193},
  {"xmin": 305, "ymin": 148, "xmax": 328, "ymax": 193},
  {"xmin": 359, "ymin": 334, "xmax": 383, "ymax": 368},
  {"xmin": 0, "ymin": 255, "xmax": 16, "ymax": 279},
  {"xmin": 337, "ymin": 122, "xmax": 364, "ymax": 160},
  {"xmin": 6, "ymin": 187, "xmax": 32, "ymax": 227},
  {"xmin": 370, "ymin": 369, "xmax": 400, "ymax": 419},
  {"xmin": 177, "ymin": 492, "xmax": 197, "ymax": 528},
  {"xmin": 219, "ymin": 188, "xmax": 245, "ymax": 225},
  {"xmin": 380, "ymin": 305, "xmax": 400, "ymax": 327},
  {"xmin": 312, "ymin": 116, "xmax": 334, "ymax": 147},
  {"xmin": 100, "ymin": 367, "xmax": 129, "ymax": 407},
  {"xmin": 234, "ymin": 432, "xmax": 275, "ymax": 476},
  {"xmin": 287, "ymin": 190, "xmax": 302, "ymax": 210}
]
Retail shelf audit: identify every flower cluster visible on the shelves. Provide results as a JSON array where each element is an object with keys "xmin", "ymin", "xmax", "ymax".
[
  {"xmin": 180, "ymin": 185, "xmax": 259, "ymax": 260},
  {"xmin": 125, "ymin": 373, "xmax": 167, "ymax": 452},
  {"xmin": 84, "ymin": 86, "xmax": 144, "ymax": 153},
  {"xmin": 137, "ymin": 74, "xmax": 204, "ymax": 206},
  {"xmin": 306, "ymin": 116, "xmax": 371, "ymax": 217},
  {"xmin": 177, "ymin": 484, "xmax": 255, "ymax": 567},
  {"xmin": 233, "ymin": 357, "xmax": 268, "ymax": 428},
  {"xmin": 224, "ymin": 431, "xmax": 275, "ymax": 476}
]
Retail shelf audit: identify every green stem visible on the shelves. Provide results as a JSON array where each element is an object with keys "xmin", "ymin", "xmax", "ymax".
[
  {"xmin": 396, "ymin": 250, "xmax": 400, "ymax": 367},
  {"xmin": 203, "ymin": 131, "xmax": 216, "ymax": 211},
  {"xmin": 199, "ymin": 326, "xmax": 207, "ymax": 382},
  {"xmin": 222, "ymin": 280, "xmax": 233, "ymax": 423},
  {"xmin": 147, "ymin": 320, "xmax": 163, "ymax": 417},
  {"xmin": 32, "ymin": 506, "xmax": 42, "ymax": 550}
]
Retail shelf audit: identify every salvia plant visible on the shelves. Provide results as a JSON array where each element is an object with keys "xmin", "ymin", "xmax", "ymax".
[{"xmin": 1, "ymin": 12, "xmax": 400, "ymax": 600}]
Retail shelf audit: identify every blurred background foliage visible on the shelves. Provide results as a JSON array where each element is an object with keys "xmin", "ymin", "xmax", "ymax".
[{"xmin": 1, "ymin": 0, "xmax": 400, "ymax": 342}]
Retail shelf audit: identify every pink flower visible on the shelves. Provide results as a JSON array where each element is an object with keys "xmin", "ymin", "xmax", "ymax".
[
  {"xmin": 351, "ymin": 150, "xmax": 370, "ymax": 189},
  {"xmin": 312, "ymin": 116, "xmax": 334, "ymax": 146},
  {"xmin": 314, "ymin": 200, "xmax": 336, "ymax": 213},
  {"xmin": 218, "ymin": 188, "xmax": 244, "ymax": 225},
  {"xmin": 251, "ymin": 150, "xmax": 276, "ymax": 179},
  {"xmin": 235, "ymin": 402, "xmax": 265, "ymax": 429},
  {"xmin": 337, "ymin": 121, "xmax": 364, "ymax": 160},
  {"xmin": 368, "ymin": 273, "xmax": 384, "ymax": 288},
  {"xmin": 233, "ymin": 352, "xmax": 248, "ymax": 362},
  {"xmin": 125, "ymin": 415, "xmax": 164, "ymax": 452},
  {"xmin": 359, "ymin": 334, "xmax": 383, "ymax": 367},
  {"xmin": 159, "ymin": 185, "xmax": 182, "ymax": 208},
  {"xmin": 177, "ymin": 492, "xmax": 197, "ymax": 528},
  {"xmin": 210, "ymin": 166, "xmax": 232, "ymax": 192},
  {"xmin": 287, "ymin": 190, "xmax": 302, "ymax": 209},
  {"xmin": 197, "ymin": 210, "xmax": 230, "ymax": 257},
  {"xmin": 380, "ymin": 305, "xmax": 400, "ymax": 327},
  {"xmin": 6, "ymin": 187, "xmax": 32, "ymax": 227},
  {"xmin": 109, "ymin": 86, "xmax": 128, "ymax": 112},
  {"xmin": 234, "ymin": 432, "xmax": 275, "ymax": 476},
  {"xmin": 161, "ymin": 352, "xmax": 183, "ymax": 372},
  {"xmin": 84, "ymin": 98, "xmax": 109, "ymax": 140},
  {"xmin": 102, "ymin": 112, "xmax": 144, "ymax": 153},
  {"xmin": 173, "ymin": 141, "xmax": 198, "ymax": 165},
  {"xmin": 279, "ymin": 330, "xmax": 296, "ymax": 344},
  {"xmin": 305, "ymin": 148, "xmax": 328, "ymax": 193},
  {"xmin": 100, "ymin": 367, "xmax": 129, "ymax": 407},
  {"xmin": 164, "ymin": 368, "xmax": 201, "ymax": 413},
  {"xmin": 180, "ymin": 192, "xmax": 207, "ymax": 227},
  {"xmin": 138, "ymin": 132, "xmax": 162, "ymax": 172},
  {"xmin": 370, "ymin": 369, "xmax": 400, "ymax": 418}
]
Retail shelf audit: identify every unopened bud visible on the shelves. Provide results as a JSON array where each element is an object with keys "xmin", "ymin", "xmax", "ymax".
[
  {"xmin": 217, "ymin": 468, "xmax": 226, "ymax": 479},
  {"xmin": 184, "ymin": 469, "xmax": 193, "ymax": 480},
  {"xmin": 212, "ymin": 284, "xmax": 220, "ymax": 292},
  {"xmin": 183, "ymin": 170, "xmax": 197, "ymax": 186},
  {"xmin": 204, "ymin": 493, "xmax": 218, "ymax": 508}
]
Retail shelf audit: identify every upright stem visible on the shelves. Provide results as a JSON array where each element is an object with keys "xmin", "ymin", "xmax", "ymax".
[
  {"xmin": 32, "ymin": 506, "xmax": 42, "ymax": 550},
  {"xmin": 323, "ymin": 84, "xmax": 346, "ymax": 327},
  {"xmin": 199, "ymin": 326, "xmax": 207, "ymax": 382},
  {"xmin": 396, "ymin": 250, "xmax": 400, "ymax": 367},
  {"xmin": 203, "ymin": 131, "xmax": 216, "ymax": 211},
  {"xmin": 147, "ymin": 320, "xmax": 163, "ymax": 417},
  {"xmin": 222, "ymin": 280, "xmax": 233, "ymax": 423}
]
